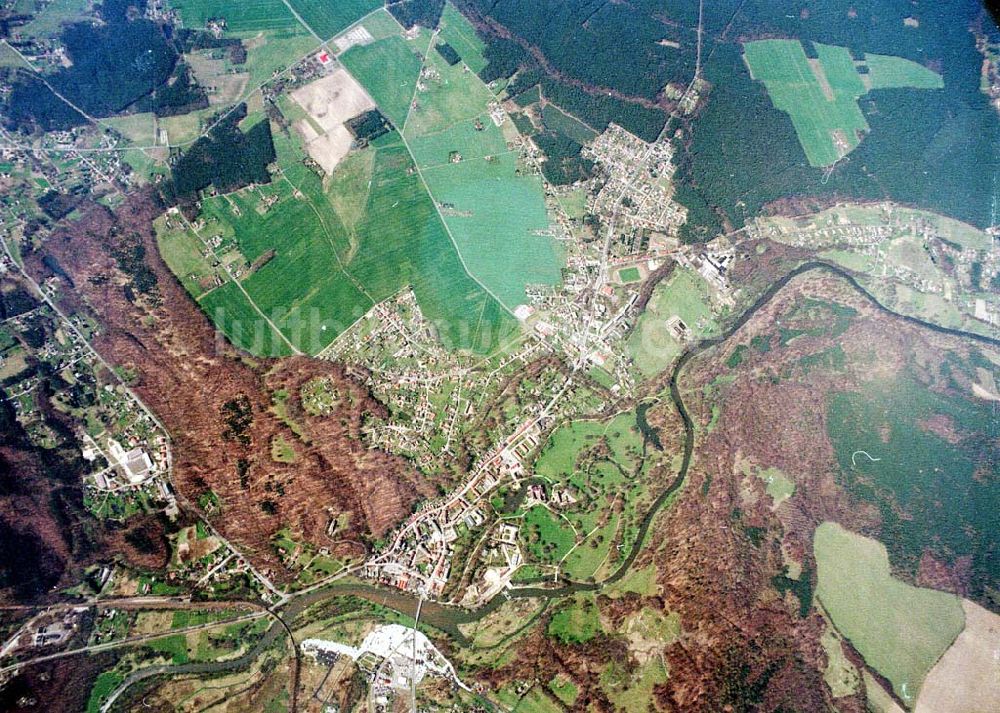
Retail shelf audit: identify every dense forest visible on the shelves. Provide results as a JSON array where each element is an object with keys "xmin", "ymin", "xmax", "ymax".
[
  {"xmin": 683, "ymin": 0, "xmax": 999, "ymax": 230},
  {"xmin": 165, "ymin": 104, "xmax": 276, "ymax": 209},
  {"xmin": 387, "ymin": 0, "xmax": 445, "ymax": 29},
  {"xmin": 458, "ymin": 0, "xmax": 695, "ymax": 100}
]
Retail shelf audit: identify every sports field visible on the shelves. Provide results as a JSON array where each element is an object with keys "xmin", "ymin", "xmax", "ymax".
[
  {"xmin": 285, "ymin": 0, "xmax": 380, "ymax": 40},
  {"xmin": 814, "ymin": 522, "xmax": 965, "ymax": 704},
  {"xmin": 744, "ymin": 39, "xmax": 943, "ymax": 167}
]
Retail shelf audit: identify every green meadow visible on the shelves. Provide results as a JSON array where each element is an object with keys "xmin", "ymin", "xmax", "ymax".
[
  {"xmin": 340, "ymin": 34, "xmax": 424, "ymax": 128},
  {"xmin": 814, "ymin": 522, "xmax": 964, "ymax": 703},
  {"xmin": 744, "ymin": 39, "xmax": 943, "ymax": 166},
  {"xmin": 437, "ymin": 1, "xmax": 489, "ymax": 75}
]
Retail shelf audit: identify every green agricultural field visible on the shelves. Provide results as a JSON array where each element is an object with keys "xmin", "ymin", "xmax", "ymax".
[
  {"xmin": 171, "ymin": 0, "xmax": 305, "ymax": 32},
  {"xmin": 285, "ymin": 0, "xmax": 380, "ymax": 39},
  {"xmin": 340, "ymin": 34, "xmax": 424, "ymax": 128},
  {"xmin": 628, "ymin": 267, "xmax": 718, "ymax": 378},
  {"xmin": 814, "ymin": 522, "xmax": 964, "ymax": 704},
  {"xmin": 744, "ymin": 39, "xmax": 943, "ymax": 166},
  {"xmin": 346, "ymin": 8, "xmax": 401, "ymax": 41},
  {"xmin": 865, "ymin": 53, "xmax": 944, "ymax": 90},
  {"xmin": 171, "ymin": 126, "xmax": 515, "ymax": 354},
  {"xmin": 437, "ymin": 2, "xmax": 489, "ymax": 75}
]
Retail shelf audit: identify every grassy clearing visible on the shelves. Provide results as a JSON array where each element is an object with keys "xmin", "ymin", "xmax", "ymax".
[
  {"xmin": 756, "ymin": 466, "xmax": 794, "ymax": 506},
  {"xmin": 744, "ymin": 40, "xmax": 942, "ymax": 167},
  {"xmin": 438, "ymin": 1, "xmax": 488, "ymax": 75},
  {"xmin": 285, "ymin": 0, "xmax": 380, "ymax": 40},
  {"xmin": 548, "ymin": 675, "xmax": 579, "ymax": 706},
  {"xmin": 603, "ymin": 656, "xmax": 669, "ymax": 713},
  {"xmin": 628, "ymin": 267, "xmax": 718, "ymax": 378},
  {"xmin": 547, "ymin": 594, "xmax": 602, "ymax": 644},
  {"xmin": 541, "ymin": 103, "xmax": 597, "ymax": 144},
  {"xmin": 340, "ymin": 34, "xmax": 423, "ymax": 128},
  {"xmin": 514, "ymin": 686, "xmax": 562, "ymax": 713},
  {"xmin": 103, "ymin": 112, "xmax": 157, "ymax": 144},
  {"xmin": 820, "ymin": 625, "xmax": 860, "ymax": 698},
  {"xmin": 814, "ymin": 521, "xmax": 964, "ymax": 703},
  {"xmin": 14, "ymin": 0, "xmax": 90, "ymax": 40},
  {"xmin": 865, "ymin": 54, "xmax": 944, "ymax": 90}
]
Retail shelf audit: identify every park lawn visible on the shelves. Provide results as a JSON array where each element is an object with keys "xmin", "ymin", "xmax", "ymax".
[
  {"xmin": 521, "ymin": 505, "xmax": 575, "ymax": 564},
  {"xmin": 535, "ymin": 413, "xmax": 644, "ymax": 480},
  {"xmin": 171, "ymin": 0, "xmax": 305, "ymax": 33},
  {"xmin": 340, "ymin": 34, "xmax": 424, "ymax": 128},
  {"xmin": 628, "ymin": 266, "xmax": 717, "ymax": 378},
  {"xmin": 864, "ymin": 53, "xmax": 944, "ymax": 89},
  {"xmin": 285, "ymin": 0, "xmax": 380, "ymax": 39},
  {"xmin": 437, "ymin": 2, "xmax": 488, "ymax": 74},
  {"xmin": 548, "ymin": 594, "xmax": 603, "ymax": 644},
  {"xmin": 814, "ymin": 522, "xmax": 964, "ymax": 704}
]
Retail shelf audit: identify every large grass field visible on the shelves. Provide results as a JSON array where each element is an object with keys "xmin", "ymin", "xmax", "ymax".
[
  {"xmin": 171, "ymin": 0, "xmax": 305, "ymax": 33},
  {"xmin": 340, "ymin": 34, "xmax": 424, "ymax": 128},
  {"xmin": 744, "ymin": 39, "xmax": 943, "ymax": 167},
  {"xmin": 402, "ymin": 45, "xmax": 562, "ymax": 309},
  {"xmin": 437, "ymin": 1, "xmax": 489, "ymax": 75},
  {"xmin": 865, "ymin": 53, "xmax": 944, "ymax": 90},
  {"xmin": 285, "ymin": 0, "xmax": 380, "ymax": 40},
  {"xmin": 815, "ymin": 522, "xmax": 964, "ymax": 704},
  {"xmin": 627, "ymin": 267, "xmax": 718, "ymax": 378},
  {"xmin": 167, "ymin": 126, "xmax": 515, "ymax": 354}
]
